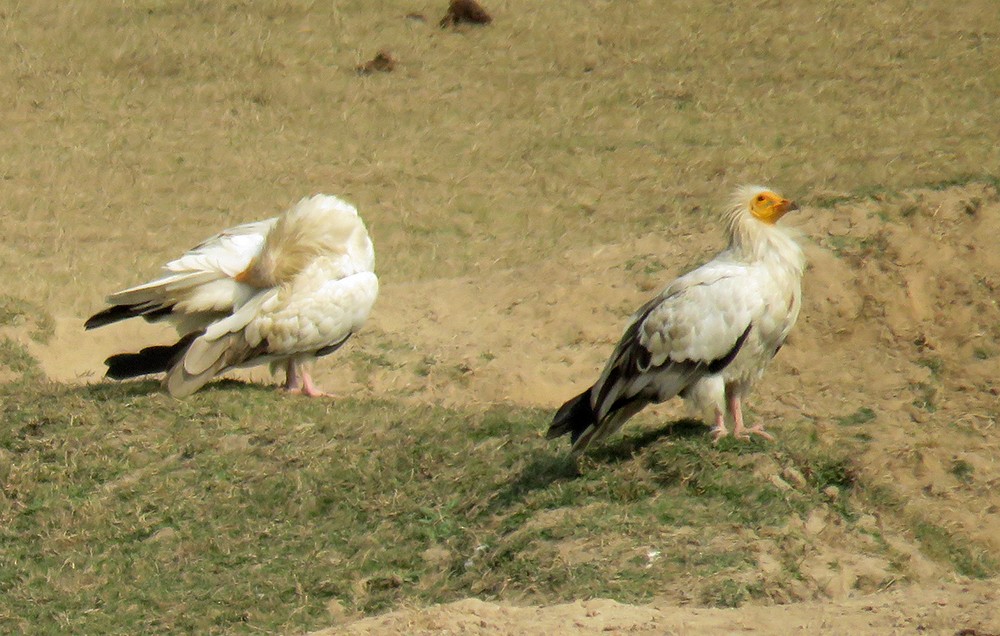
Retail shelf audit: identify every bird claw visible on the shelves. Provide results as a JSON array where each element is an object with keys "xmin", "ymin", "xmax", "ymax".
[
  {"xmin": 735, "ymin": 426, "xmax": 774, "ymax": 442},
  {"xmin": 711, "ymin": 426, "xmax": 729, "ymax": 443},
  {"xmin": 285, "ymin": 387, "xmax": 332, "ymax": 398}
]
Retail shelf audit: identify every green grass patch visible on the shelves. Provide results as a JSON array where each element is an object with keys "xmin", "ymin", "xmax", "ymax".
[
  {"xmin": 809, "ymin": 174, "xmax": 999, "ymax": 211},
  {"xmin": 911, "ymin": 519, "xmax": 996, "ymax": 578},
  {"xmin": 950, "ymin": 459, "xmax": 974, "ymax": 484},
  {"xmin": 917, "ymin": 356, "xmax": 944, "ymax": 378},
  {"xmin": 701, "ymin": 578, "xmax": 766, "ymax": 608},
  {"xmin": 624, "ymin": 254, "xmax": 669, "ymax": 275},
  {"xmin": 812, "ymin": 194, "xmax": 856, "ymax": 209},
  {"xmin": 836, "ymin": 407, "xmax": 877, "ymax": 427},
  {"xmin": 910, "ymin": 382, "xmax": 938, "ymax": 412},
  {"xmin": 0, "ymin": 381, "xmax": 989, "ymax": 633},
  {"xmin": 0, "ymin": 338, "xmax": 43, "ymax": 381},
  {"xmin": 822, "ymin": 233, "xmax": 890, "ymax": 266},
  {"xmin": 808, "ymin": 184, "xmax": 900, "ymax": 209},
  {"xmin": 922, "ymin": 173, "xmax": 1000, "ymax": 192},
  {"xmin": 0, "ymin": 295, "xmax": 55, "ymax": 344},
  {"xmin": 856, "ymin": 482, "xmax": 997, "ymax": 579}
]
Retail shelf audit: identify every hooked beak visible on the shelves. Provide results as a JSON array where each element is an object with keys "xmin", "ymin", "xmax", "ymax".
[{"xmin": 776, "ymin": 199, "xmax": 799, "ymax": 215}]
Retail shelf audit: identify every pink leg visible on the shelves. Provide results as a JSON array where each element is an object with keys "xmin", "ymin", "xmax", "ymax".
[
  {"xmin": 711, "ymin": 408, "xmax": 728, "ymax": 442},
  {"xmin": 283, "ymin": 360, "xmax": 330, "ymax": 398},
  {"xmin": 731, "ymin": 394, "xmax": 773, "ymax": 441},
  {"xmin": 297, "ymin": 369, "xmax": 330, "ymax": 398},
  {"xmin": 731, "ymin": 394, "xmax": 747, "ymax": 439}
]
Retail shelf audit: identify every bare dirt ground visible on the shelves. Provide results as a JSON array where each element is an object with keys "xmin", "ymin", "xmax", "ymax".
[
  {"xmin": 2, "ymin": 1, "xmax": 999, "ymax": 633},
  {"xmin": 328, "ymin": 580, "xmax": 999, "ymax": 635}
]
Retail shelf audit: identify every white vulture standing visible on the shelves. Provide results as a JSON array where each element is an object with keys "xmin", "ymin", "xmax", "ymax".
[
  {"xmin": 85, "ymin": 194, "xmax": 378, "ymax": 398},
  {"xmin": 548, "ymin": 186, "xmax": 805, "ymax": 454}
]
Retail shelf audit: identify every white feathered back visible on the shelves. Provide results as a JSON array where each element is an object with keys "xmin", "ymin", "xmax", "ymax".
[{"xmin": 240, "ymin": 195, "xmax": 375, "ymax": 288}]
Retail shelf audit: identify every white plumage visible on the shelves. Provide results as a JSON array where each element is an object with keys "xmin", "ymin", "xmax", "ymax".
[
  {"xmin": 86, "ymin": 194, "xmax": 378, "ymax": 398},
  {"xmin": 548, "ymin": 186, "xmax": 805, "ymax": 454}
]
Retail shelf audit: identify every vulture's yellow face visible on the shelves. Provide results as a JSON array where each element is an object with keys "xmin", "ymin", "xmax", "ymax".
[{"xmin": 750, "ymin": 191, "xmax": 798, "ymax": 224}]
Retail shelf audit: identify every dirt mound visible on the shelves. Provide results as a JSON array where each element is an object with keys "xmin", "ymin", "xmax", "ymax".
[{"xmin": 324, "ymin": 580, "xmax": 999, "ymax": 635}]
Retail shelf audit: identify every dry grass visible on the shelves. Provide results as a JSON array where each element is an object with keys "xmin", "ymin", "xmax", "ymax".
[{"xmin": 1, "ymin": 0, "xmax": 998, "ymax": 314}]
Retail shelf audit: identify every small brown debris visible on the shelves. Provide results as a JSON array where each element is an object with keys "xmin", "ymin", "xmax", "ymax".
[
  {"xmin": 405, "ymin": 12, "xmax": 426, "ymax": 22},
  {"xmin": 440, "ymin": 0, "xmax": 492, "ymax": 27},
  {"xmin": 356, "ymin": 50, "xmax": 397, "ymax": 75},
  {"xmin": 364, "ymin": 574, "xmax": 403, "ymax": 591}
]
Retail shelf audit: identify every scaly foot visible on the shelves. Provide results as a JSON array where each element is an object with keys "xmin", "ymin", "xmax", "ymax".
[
  {"xmin": 728, "ymin": 393, "xmax": 771, "ymax": 441},
  {"xmin": 711, "ymin": 409, "xmax": 728, "ymax": 443},
  {"xmin": 284, "ymin": 361, "xmax": 332, "ymax": 398},
  {"xmin": 285, "ymin": 374, "xmax": 331, "ymax": 398},
  {"xmin": 741, "ymin": 424, "xmax": 774, "ymax": 441}
]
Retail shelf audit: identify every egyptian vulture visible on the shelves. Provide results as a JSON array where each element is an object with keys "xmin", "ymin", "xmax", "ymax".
[
  {"xmin": 548, "ymin": 186, "xmax": 805, "ymax": 454},
  {"xmin": 85, "ymin": 194, "xmax": 378, "ymax": 398}
]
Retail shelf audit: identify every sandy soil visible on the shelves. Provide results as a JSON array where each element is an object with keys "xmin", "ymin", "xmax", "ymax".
[{"xmin": 322, "ymin": 580, "xmax": 999, "ymax": 635}]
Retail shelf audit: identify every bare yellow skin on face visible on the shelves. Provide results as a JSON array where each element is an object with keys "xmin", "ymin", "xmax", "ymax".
[{"xmin": 750, "ymin": 191, "xmax": 799, "ymax": 224}]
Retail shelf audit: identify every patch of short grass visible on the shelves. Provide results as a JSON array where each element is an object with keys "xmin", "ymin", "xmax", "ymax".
[
  {"xmin": 0, "ymin": 295, "xmax": 54, "ymax": 344},
  {"xmin": 911, "ymin": 519, "xmax": 996, "ymax": 578},
  {"xmin": 624, "ymin": 254, "xmax": 669, "ymax": 275},
  {"xmin": 950, "ymin": 458, "xmax": 975, "ymax": 484},
  {"xmin": 836, "ymin": 407, "xmax": 877, "ymax": 427},
  {"xmin": 701, "ymin": 578, "xmax": 767, "ymax": 608},
  {"xmin": 917, "ymin": 356, "xmax": 944, "ymax": 378},
  {"xmin": 810, "ymin": 184, "xmax": 900, "ymax": 209},
  {"xmin": 0, "ymin": 338, "xmax": 43, "ymax": 381},
  {"xmin": 973, "ymin": 347, "xmax": 992, "ymax": 361},
  {"xmin": 910, "ymin": 382, "xmax": 938, "ymax": 412},
  {"xmin": 923, "ymin": 173, "xmax": 1000, "ymax": 192},
  {"xmin": 857, "ymin": 481, "xmax": 997, "ymax": 580},
  {"xmin": 824, "ymin": 233, "xmax": 891, "ymax": 265},
  {"xmin": 0, "ymin": 381, "xmax": 991, "ymax": 633},
  {"xmin": 0, "ymin": 383, "xmax": 844, "ymax": 632},
  {"xmin": 810, "ymin": 175, "xmax": 999, "ymax": 211}
]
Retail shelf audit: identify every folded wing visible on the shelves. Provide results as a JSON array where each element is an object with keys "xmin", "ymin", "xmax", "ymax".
[
  {"xmin": 549, "ymin": 262, "xmax": 760, "ymax": 451},
  {"xmin": 84, "ymin": 218, "xmax": 277, "ymax": 332}
]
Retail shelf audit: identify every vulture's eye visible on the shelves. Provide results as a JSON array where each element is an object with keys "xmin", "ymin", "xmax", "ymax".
[{"xmin": 756, "ymin": 195, "xmax": 766, "ymax": 202}]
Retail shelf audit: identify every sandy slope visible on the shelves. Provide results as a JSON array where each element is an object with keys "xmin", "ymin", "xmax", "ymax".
[{"xmin": 322, "ymin": 580, "xmax": 999, "ymax": 635}]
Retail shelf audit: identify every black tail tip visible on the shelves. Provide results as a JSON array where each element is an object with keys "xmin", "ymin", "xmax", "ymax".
[
  {"xmin": 85, "ymin": 303, "xmax": 174, "ymax": 330},
  {"xmin": 103, "ymin": 335, "xmax": 195, "ymax": 380},
  {"xmin": 104, "ymin": 351, "xmax": 165, "ymax": 380},
  {"xmin": 86, "ymin": 304, "xmax": 143, "ymax": 330},
  {"xmin": 547, "ymin": 389, "xmax": 595, "ymax": 444}
]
